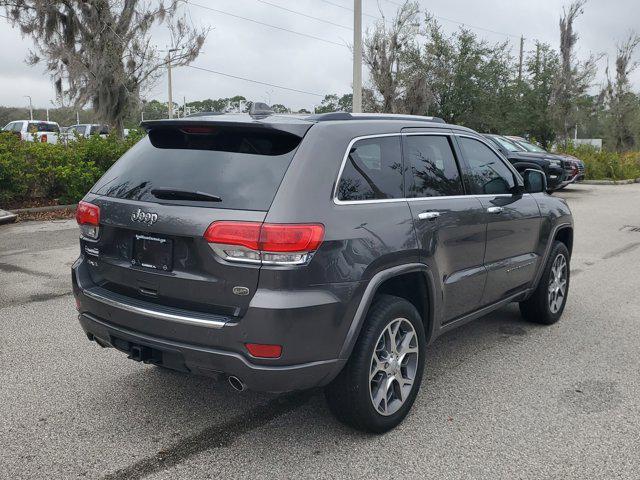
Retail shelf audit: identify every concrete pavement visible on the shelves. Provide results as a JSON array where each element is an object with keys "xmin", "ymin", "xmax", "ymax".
[{"xmin": 1, "ymin": 183, "xmax": 639, "ymax": 479}]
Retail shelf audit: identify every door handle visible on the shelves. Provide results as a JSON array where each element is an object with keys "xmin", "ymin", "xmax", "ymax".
[
  {"xmin": 418, "ymin": 211, "xmax": 441, "ymax": 220},
  {"xmin": 487, "ymin": 206, "xmax": 504, "ymax": 214}
]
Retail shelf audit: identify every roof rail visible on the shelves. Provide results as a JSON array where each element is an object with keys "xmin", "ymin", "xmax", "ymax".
[
  {"xmin": 186, "ymin": 111, "xmax": 226, "ymax": 117},
  {"xmin": 306, "ymin": 112, "xmax": 446, "ymax": 124}
]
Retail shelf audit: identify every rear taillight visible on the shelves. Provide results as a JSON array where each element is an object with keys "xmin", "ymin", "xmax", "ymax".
[
  {"xmin": 76, "ymin": 201, "xmax": 100, "ymax": 239},
  {"xmin": 204, "ymin": 221, "xmax": 324, "ymax": 265},
  {"xmin": 41, "ymin": 134, "xmax": 47, "ymax": 143}
]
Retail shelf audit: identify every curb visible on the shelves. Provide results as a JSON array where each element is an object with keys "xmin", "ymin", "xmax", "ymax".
[
  {"xmin": 0, "ymin": 209, "xmax": 17, "ymax": 225},
  {"xmin": 580, "ymin": 178, "xmax": 640, "ymax": 185},
  {"xmin": 9, "ymin": 203, "xmax": 77, "ymax": 214}
]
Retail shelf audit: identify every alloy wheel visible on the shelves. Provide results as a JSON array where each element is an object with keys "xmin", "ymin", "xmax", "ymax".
[
  {"xmin": 369, "ymin": 318, "xmax": 419, "ymax": 416},
  {"xmin": 548, "ymin": 253, "xmax": 568, "ymax": 314}
]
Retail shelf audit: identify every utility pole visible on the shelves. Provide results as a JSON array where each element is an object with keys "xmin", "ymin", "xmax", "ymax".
[
  {"xmin": 76, "ymin": 110, "xmax": 80, "ymax": 124},
  {"xmin": 166, "ymin": 48, "xmax": 178, "ymax": 119},
  {"xmin": 24, "ymin": 96, "xmax": 33, "ymax": 120},
  {"xmin": 167, "ymin": 54, "xmax": 174, "ymax": 119},
  {"xmin": 352, "ymin": 0, "xmax": 363, "ymax": 113},
  {"xmin": 46, "ymin": 108, "xmax": 49, "ymax": 122},
  {"xmin": 518, "ymin": 36, "xmax": 524, "ymax": 83}
]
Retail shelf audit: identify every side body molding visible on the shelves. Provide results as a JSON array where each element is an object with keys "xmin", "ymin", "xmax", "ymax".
[{"xmin": 338, "ymin": 263, "xmax": 437, "ymax": 359}]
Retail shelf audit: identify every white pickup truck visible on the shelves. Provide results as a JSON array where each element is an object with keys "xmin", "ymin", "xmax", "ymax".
[{"xmin": 1, "ymin": 120, "xmax": 61, "ymax": 144}]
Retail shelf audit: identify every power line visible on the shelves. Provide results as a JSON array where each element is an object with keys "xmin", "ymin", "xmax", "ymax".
[
  {"xmin": 187, "ymin": 1, "xmax": 348, "ymax": 48},
  {"xmin": 324, "ymin": 0, "xmax": 521, "ymax": 40},
  {"xmin": 434, "ymin": 15, "xmax": 520, "ymax": 39},
  {"xmin": 254, "ymin": 0, "xmax": 352, "ymax": 31},
  {"xmin": 319, "ymin": 0, "xmax": 380, "ymax": 20},
  {"xmin": 185, "ymin": 65, "xmax": 325, "ymax": 97}
]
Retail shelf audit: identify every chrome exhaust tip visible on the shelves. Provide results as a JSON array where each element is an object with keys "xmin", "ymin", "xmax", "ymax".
[{"xmin": 228, "ymin": 375, "xmax": 246, "ymax": 392}]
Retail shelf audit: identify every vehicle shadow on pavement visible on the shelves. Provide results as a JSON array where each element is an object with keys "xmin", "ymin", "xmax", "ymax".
[{"xmin": 86, "ymin": 303, "xmax": 539, "ymax": 479}]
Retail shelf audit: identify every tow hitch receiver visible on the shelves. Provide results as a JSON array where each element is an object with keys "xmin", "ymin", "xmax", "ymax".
[{"xmin": 112, "ymin": 337, "xmax": 162, "ymax": 364}]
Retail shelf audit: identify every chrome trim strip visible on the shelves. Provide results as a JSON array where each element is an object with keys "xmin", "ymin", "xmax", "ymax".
[
  {"xmin": 332, "ymin": 130, "xmax": 520, "ymax": 206},
  {"xmin": 82, "ymin": 288, "xmax": 227, "ymax": 329},
  {"xmin": 332, "ymin": 133, "xmax": 403, "ymax": 205}
]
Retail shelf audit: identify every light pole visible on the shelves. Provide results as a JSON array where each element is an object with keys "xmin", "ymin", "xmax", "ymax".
[
  {"xmin": 24, "ymin": 95, "xmax": 33, "ymax": 120},
  {"xmin": 166, "ymin": 48, "xmax": 178, "ymax": 119},
  {"xmin": 352, "ymin": 0, "xmax": 363, "ymax": 113}
]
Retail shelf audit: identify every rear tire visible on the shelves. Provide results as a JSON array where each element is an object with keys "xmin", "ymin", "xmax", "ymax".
[
  {"xmin": 325, "ymin": 295, "xmax": 426, "ymax": 433},
  {"xmin": 520, "ymin": 241, "xmax": 570, "ymax": 324}
]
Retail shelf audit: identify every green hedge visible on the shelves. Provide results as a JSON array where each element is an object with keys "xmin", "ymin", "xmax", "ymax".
[
  {"xmin": 557, "ymin": 145, "xmax": 640, "ymax": 181},
  {"xmin": 2, "ymin": 133, "xmax": 639, "ymax": 207},
  {"xmin": 0, "ymin": 131, "xmax": 143, "ymax": 205}
]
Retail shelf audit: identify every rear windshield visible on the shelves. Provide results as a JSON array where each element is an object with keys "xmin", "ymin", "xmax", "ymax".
[
  {"xmin": 91, "ymin": 126, "xmax": 302, "ymax": 211},
  {"xmin": 28, "ymin": 122, "xmax": 59, "ymax": 133}
]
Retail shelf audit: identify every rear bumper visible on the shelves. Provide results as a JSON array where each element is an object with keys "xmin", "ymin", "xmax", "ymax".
[
  {"xmin": 78, "ymin": 312, "xmax": 345, "ymax": 392},
  {"xmin": 72, "ymin": 257, "xmax": 355, "ymax": 392}
]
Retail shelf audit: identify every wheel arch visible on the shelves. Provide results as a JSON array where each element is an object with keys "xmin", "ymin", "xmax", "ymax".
[
  {"xmin": 554, "ymin": 225, "xmax": 574, "ymax": 256},
  {"xmin": 530, "ymin": 222, "xmax": 573, "ymax": 294},
  {"xmin": 338, "ymin": 264, "xmax": 436, "ymax": 360}
]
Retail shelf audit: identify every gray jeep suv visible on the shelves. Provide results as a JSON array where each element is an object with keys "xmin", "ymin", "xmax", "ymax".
[{"xmin": 72, "ymin": 112, "xmax": 573, "ymax": 432}]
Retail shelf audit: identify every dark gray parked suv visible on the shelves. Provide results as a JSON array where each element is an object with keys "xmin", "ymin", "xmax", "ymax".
[{"xmin": 72, "ymin": 112, "xmax": 573, "ymax": 432}]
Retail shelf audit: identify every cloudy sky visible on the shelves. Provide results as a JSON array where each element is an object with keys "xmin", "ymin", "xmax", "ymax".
[{"xmin": 0, "ymin": 0, "xmax": 638, "ymax": 112}]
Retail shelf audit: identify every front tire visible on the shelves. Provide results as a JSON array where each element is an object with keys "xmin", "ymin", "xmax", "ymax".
[
  {"xmin": 520, "ymin": 241, "xmax": 570, "ymax": 324},
  {"xmin": 325, "ymin": 295, "xmax": 426, "ymax": 433}
]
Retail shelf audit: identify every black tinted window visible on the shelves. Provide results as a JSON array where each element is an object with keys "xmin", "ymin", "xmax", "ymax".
[
  {"xmin": 91, "ymin": 127, "xmax": 302, "ymax": 211},
  {"xmin": 90, "ymin": 125, "xmax": 110, "ymax": 135},
  {"xmin": 337, "ymin": 136, "xmax": 403, "ymax": 201},
  {"xmin": 459, "ymin": 137, "xmax": 515, "ymax": 195},
  {"xmin": 404, "ymin": 135, "xmax": 463, "ymax": 197},
  {"xmin": 28, "ymin": 122, "xmax": 59, "ymax": 133}
]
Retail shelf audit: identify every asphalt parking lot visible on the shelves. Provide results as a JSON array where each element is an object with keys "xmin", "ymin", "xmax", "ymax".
[{"xmin": 1, "ymin": 183, "xmax": 639, "ymax": 479}]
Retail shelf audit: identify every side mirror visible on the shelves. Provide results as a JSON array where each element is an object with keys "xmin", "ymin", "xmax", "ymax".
[{"xmin": 523, "ymin": 169, "xmax": 547, "ymax": 193}]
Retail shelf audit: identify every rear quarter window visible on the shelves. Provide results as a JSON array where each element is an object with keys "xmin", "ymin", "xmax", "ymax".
[
  {"xmin": 336, "ymin": 136, "xmax": 403, "ymax": 201},
  {"xmin": 91, "ymin": 126, "xmax": 303, "ymax": 211}
]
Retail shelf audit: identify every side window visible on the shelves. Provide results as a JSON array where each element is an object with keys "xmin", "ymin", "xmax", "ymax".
[
  {"xmin": 2, "ymin": 122, "xmax": 13, "ymax": 131},
  {"xmin": 458, "ymin": 137, "xmax": 515, "ymax": 195},
  {"xmin": 337, "ymin": 136, "xmax": 403, "ymax": 201},
  {"xmin": 404, "ymin": 135, "xmax": 464, "ymax": 197},
  {"xmin": 13, "ymin": 122, "xmax": 23, "ymax": 132}
]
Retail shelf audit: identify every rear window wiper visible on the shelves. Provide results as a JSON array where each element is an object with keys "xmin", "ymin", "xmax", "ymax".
[{"xmin": 151, "ymin": 188, "xmax": 222, "ymax": 202}]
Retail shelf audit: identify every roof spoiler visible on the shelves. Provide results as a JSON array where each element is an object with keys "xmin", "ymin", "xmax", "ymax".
[{"xmin": 140, "ymin": 117, "xmax": 311, "ymax": 138}]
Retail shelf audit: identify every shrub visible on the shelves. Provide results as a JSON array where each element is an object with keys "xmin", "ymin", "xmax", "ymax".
[
  {"xmin": 0, "ymin": 131, "xmax": 144, "ymax": 206},
  {"xmin": 556, "ymin": 144, "xmax": 640, "ymax": 181}
]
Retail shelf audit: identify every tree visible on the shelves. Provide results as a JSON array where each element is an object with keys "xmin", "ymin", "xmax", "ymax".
[
  {"xmin": 270, "ymin": 104, "xmax": 289, "ymax": 114},
  {"xmin": 550, "ymin": 0, "xmax": 597, "ymax": 146},
  {"xmin": 363, "ymin": 1, "xmax": 431, "ymax": 114},
  {"xmin": 2, "ymin": 1, "xmax": 207, "ymax": 135},
  {"xmin": 421, "ymin": 17, "xmax": 515, "ymax": 132},
  {"xmin": 519, "ymin": 42, "xmax": 560, "ymax": 148},
  {"xmin": 603, "ymin": 33, "xmax": 640, "ymax": 151}
]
